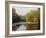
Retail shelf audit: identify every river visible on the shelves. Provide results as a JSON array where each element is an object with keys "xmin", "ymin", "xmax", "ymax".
[{"xmin": 16, "ymin": 25, "xmax": 26, "ymax": 31}]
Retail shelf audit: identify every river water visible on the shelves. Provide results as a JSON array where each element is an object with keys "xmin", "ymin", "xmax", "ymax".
[{"xmin": 16, "ymin": 25, "xmax": 26, "ymax": 31}]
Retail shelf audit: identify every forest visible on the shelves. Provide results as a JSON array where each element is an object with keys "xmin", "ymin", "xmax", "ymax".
[{"xmin": 12, "ymin": 8, "xmax": 40, "ymax": 31}]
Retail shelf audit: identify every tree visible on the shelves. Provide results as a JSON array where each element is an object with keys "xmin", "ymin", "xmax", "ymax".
[
  {"xmin": 12, "ymin": 8, "xmax": 24, "ymax": 24},
  {"xmin": 23, "ymin": 8, "xmax": 40, "ymax": 30},
  {"xmin": 12, "ymin": 8, "xmax": 19, "ymax": 23}
]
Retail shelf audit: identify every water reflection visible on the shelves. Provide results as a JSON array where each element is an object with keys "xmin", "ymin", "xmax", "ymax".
[
  {"xmin": 17, "ymin": 25, "xmax": 26, "ymax": 31},
  {"xmin": 12, "ymin": 22, "xmax": 40, "ymax": 31}
]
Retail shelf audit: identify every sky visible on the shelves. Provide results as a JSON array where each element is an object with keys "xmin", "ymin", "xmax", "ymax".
[{"xmin": 13, "ymin": 6, "xmax": 38, "ymax": 16}]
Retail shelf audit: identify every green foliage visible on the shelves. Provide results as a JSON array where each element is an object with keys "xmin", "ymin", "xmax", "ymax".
[
  {"xmin": 12, "ymin": 8, "xmax": 18, "ymax": 23},
  {"xmin": 24, "ymin": 8, "xmax": 40, "ymax": 30},
  {"xmin": 12, "ymin": 8, "xmax": 24, "ymax": 23},
  {"xmin": 12, "ymin": 8, "xmax": 40, "ymax": 31}
]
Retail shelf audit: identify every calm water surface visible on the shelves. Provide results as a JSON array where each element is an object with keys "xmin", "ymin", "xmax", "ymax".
[{"xmin": 16, "ymin": 25, "xmax": 26, "ymax": 31}]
